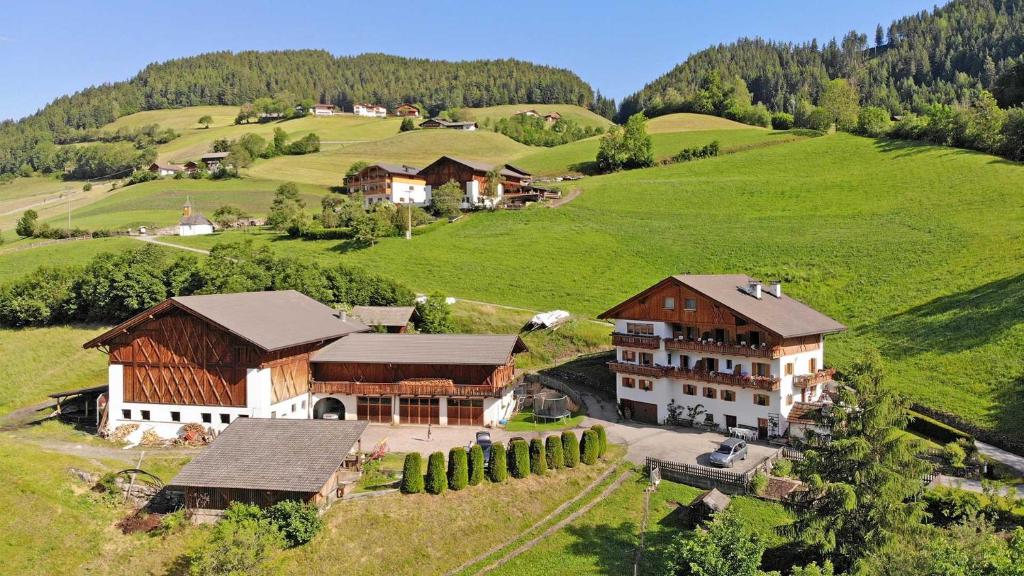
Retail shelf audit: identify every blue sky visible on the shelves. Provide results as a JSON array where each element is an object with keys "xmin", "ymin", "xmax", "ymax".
[{"xmin": 0, "ymin": 0, "xmax": 937, "ymax": 121}]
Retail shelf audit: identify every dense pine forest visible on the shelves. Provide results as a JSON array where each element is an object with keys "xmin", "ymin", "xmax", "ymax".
[
  {"xmin": 0, "ymin": 51, "xmax": 596, "ymax": 175},
  {"xmin": 619, "ymin": 0, "xmax": 1024, "ymax": 119}
]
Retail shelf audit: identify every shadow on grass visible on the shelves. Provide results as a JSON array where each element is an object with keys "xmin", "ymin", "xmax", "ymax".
[
  {"xmin": 870, "ymin": 272, "xmax": 1024, "ymax": 358},
  {"xmin": 563, "ymin": 521, "xmax": 639, "ymax": 574},
  {"xmin": 568, "ymin": 160, "xmax": 601, "ymax": 175},
  {"xmin": 872, "ymin": 137, "xmax": 982, "ymax": 160},
  {"xmin": 991, "ymin": 372, "xmax": 1024, "ymax": 446}
]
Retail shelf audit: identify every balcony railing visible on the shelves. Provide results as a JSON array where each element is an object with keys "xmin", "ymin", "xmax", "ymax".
[
  {"xmin": 607, "ymin": 362, "xmax": 667, "ymax": 378},
  {"xmin": 611, "ymin": 333, "xmax": 662, "ymax": 350},
  {"xmin": 311, "ymin": 380, "xmax": 507, "ymax": 398},
  {"xmin": 663, "ymin": 337, "xmax": 782, "ymax": 359},
  {"xmin": 668, "ymin": 367, "xmax": 781, "ymax": 391},
  {"xmin": 793, "ymin": 368, "xmax": 836, "ymax": 387}
]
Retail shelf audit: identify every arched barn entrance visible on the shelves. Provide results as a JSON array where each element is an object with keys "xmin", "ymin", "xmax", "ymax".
[{"xmin": 313, "ymin": 397, "xmax": 345, "ymax": 420}]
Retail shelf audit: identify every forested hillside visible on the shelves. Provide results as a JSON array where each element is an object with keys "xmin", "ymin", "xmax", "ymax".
[
  {"xmin": 620, "ymin": 0, "xmax": 1024, "ymax": 119},
  {"xmin": 0, "ymin": 51, "xmax": 596, "ymax": 175}
]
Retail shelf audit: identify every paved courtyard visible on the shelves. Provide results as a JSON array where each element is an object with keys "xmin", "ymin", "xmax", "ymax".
[{"xmin": 358, "ymin": 413, "xmax": 776, "ymax": 474}]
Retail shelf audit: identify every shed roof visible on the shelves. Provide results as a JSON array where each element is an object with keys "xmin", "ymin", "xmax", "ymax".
[
  {"xmin": 599, "ymin": 274, "xmax": 845, "ymax": 338},
  {"xmin": 84, "ymin": 290, "xmax": 368, "ymax": 351},
  {"xmin": 179, "ymin": 213, "xmax": 213, "ymax": 226},
  {"xmin": 311, "ymin": 333, "xmax": 527, "ymax": 365},
  {"xmin": 693, "ymin": 488, "xmax": 731, "ymax": 512},
  {"xmin": 170, "ymin": 419, "xmax": 368, "ymax": 492},
  {"xmin": 787, "ymin": 402, "xmax": 825, "ymax": 424},
  {"xmin": 350, "ymin": 305, "xmax": 417, "ymax": 327},
  {"xmin": 201, "ymin": 152, "xmax": 230, "ymax": 160}
]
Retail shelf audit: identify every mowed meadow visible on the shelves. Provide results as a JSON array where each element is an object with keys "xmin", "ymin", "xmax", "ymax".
[{"xmin": 166, "ymin": 132, "xmax": 1024, "ymax": 437}]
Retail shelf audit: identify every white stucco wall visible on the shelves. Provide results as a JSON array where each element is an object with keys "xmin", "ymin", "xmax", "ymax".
[{"xmin": 178, "ymin": 224, "xmax": 214, "ymax": 236}]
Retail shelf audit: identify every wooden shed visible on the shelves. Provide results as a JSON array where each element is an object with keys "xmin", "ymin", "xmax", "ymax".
[{"xmin": 170, "ymin": 418, "xmax": 368, "ymax": 510}]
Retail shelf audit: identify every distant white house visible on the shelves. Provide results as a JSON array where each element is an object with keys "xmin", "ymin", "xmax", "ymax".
[
  {"xmin": 354, "ymin": 103, "xmax": 387, "ymax": 118},
  {"xmin": 418, "ymin": 118, "xmax": 478, "ymax": 131},
  {"xmin": 313, "ymin": 104, "xmax": 337, "ymax": 116},
  {"xmin": 148, "ymin": 163, "xmax": 184, "ymax": 177},
  {"xmin": 178, "ymin": 198, "xmax": 214, "ymax": 236}
]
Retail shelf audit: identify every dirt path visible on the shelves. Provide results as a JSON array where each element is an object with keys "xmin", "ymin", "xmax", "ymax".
[
  {"xmin": 473, "ymin": 468, "xmax": 633, "ymax": 575},
  {"xmin": 548, "ymin": 187, "xmax": 581, "ymax": 208},
  {"xmin": 132, "ymin": 235, "xmax": 211, "ymax": 254}
]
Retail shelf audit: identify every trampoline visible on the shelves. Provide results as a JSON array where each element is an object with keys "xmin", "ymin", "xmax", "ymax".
[{"xmin": 532, "ymin": 393, "xmax": 571, "ymax": 422}]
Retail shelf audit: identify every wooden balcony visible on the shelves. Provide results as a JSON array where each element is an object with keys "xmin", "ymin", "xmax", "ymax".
[
  {"xmin": 311, "ymin": 379, "xmax": 507, "ymax": 398},
  {"xmin": 668, "ymin": 367, "xmax": 781, "ymax": 392},
  {"xmin": 606, "ymin": 362, "xmax": 667, "ymax": 378},
  {"xmin": 793, "ymin": 368, "xmax": 837, "ymax": 388},
  {"xmin": 663, "ymin": 337, "xmax": 782, "ymax": 359},
  {"xmin": 611, "ymin": 333, "xmax": 662, "ymax": 349}
]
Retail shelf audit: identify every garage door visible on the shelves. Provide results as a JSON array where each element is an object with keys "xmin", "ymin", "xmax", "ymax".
[
  {"xmin": 622, "ymin": 399, "xmax": 658, "ymax": 424},
  {"xmin": 399, "ymin": 397, "xmax": 439, "ymax": 425},
  {"xmin": 357, "ymin": 396, "xmax": 392, "ymax": 423},
  {"xmin": 448, "ymin": 398, "xmax": 484, "ymax": 426}
]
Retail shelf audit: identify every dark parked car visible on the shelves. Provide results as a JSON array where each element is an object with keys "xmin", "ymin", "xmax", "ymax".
[
  {"xmin": 475, "ymin": 431, "xmax": 493, "ymax": 462},
  {"xmin": 708, "ymin": 438, "xmax": 748, "ymax": 468}
]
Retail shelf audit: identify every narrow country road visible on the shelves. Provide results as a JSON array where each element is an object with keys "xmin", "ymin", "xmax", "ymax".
[{"xmin": 133, "ymin": 235, "xmax": 211, "ymax": 254}]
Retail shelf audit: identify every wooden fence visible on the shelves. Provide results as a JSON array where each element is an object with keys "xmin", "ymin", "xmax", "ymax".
[{"xmin": 646, "ymin": 449, "xmax": 785, "ymax": 495}]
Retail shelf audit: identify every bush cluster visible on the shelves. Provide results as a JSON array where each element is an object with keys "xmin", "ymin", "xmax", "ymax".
[
  {"xmin": 265, "ymin": 499, "xmax": 323, "ymax": 547},
  {"xmin": 0, "ymin": 240, "xmax": 416, "ymax": 327},
  {"xmin": 666, "ymin": 140, "xmax": 720, "ymax": 164}
]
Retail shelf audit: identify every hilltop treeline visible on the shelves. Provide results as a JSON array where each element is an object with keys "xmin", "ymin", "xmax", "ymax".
[
  {"xmin": 620, "ymin": 0, "xmax": 1024, "ymax": 119},
  {"xmin": 0, "ymin": 51, "xmax": 596, "ymax": 176}
]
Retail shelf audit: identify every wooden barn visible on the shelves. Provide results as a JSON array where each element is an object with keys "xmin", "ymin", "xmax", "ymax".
[
  {"xmin": 350, "ymin": 305, "xmax": 418, "ymax": 333},
  {"xmin": 83, "ymin": 291, "xmax": 369, "ymax": 438},
  {"xmin": 395, "ymin": 103, "xmax": 420, "ymax": 117},
  {"xmin": 417, "ymin": 156, "xmax": 532, "ymax": 209},
  {"xmin": 309, "ymin": 333, "xmax": 527, "ymax": 426},
  {"xmin": 171, "ymin": 418, "xmax": 368, "ymax": 510}
]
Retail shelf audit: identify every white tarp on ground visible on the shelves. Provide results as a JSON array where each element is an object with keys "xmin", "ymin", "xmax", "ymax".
[{"xmin": 528, "ymin": 310, "xmax": 570, "ymax": 329}]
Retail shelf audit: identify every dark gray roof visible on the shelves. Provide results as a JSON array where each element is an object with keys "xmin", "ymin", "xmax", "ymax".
[
  {"xmin": 350, "ymin": 305, "xmax": 417, "ymax": 327},
  {"xmin": 171, "ymin": 419, "xmax": 368, "ymax": 492},
  {"xmin": 673, "ymin": 275, "xmax": 845, "ymax": 338},
  {"xmin": 201, "ymin": 152, "xmax": 231, "ymax": 160},
  {"xmin": 693, "ymin": 488, "xmax": 731, "ymax": 512},
  {"xmin": 170, "ymin": 290, "xmax": 368, "ymax": 350},
  {"xmin": 179, "ymin": 213, "xmax": 213, "ymax": 226},
  {"xmin": 422, "ymin": 156, "xmax": 529, "ymax": 179},
  {"xmin": 311, "ymin": 333, "xmax": 527, "ymax": 365},
  {"xmin": 371, "ymin": 163, "xmax": 422, "ymax": 177},
  {"xmin": 420, "ymin": 118, "xmax": 478, "ymax": 128}
]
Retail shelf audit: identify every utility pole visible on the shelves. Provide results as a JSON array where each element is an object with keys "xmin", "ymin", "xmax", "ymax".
[{"xmin": 405, "ymin": 200, "xmax": 412, "ymax": 240}]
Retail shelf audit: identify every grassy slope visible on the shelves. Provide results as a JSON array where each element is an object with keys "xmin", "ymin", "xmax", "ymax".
[
  {"xmin": 0, "ymin": 326, "xmax": 109, "ymax": 414},
  {"xmin": 244, "ymin": 129, "xmax": 531, "ymax": 186},
  {"xmin": 0, "ymin": 237, "xmax": 150, "ymax": 283},
  {"xmin": 646, "ymin": 112, "xmax": 763, "ymax": 133},
  {"xmin": 41, "ymin": 178, "xmax": 328, "ymax": 230},
  {"xmin": 274, "ymin": 133, "xmax": 1020, "ymax": 437},
  {"xmin": 489, "ymin": 475, "xmax": 792, "ymax": 575},
  {"xmin": 463, "ymin": 104, "xmax": 613, "ymax": 130},
  {"xmin": 513, "ymin": 128, "xmax": 805, "ymax": 176}
]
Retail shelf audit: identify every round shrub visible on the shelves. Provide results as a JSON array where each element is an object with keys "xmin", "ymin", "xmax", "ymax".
[
  {"xmin": 489, "ymin": 441, "xmax": 508, "ymax": 482},
  {"xmin": 468, "ymin": 444, "xmax": 485, "ymax": 486},
  {"xmin": 265, "ymin": 500, "xmax": 322, "ymax": 547},
  {"xmin": 425, "ymin": 451, "xmax": 447, "ymax": 495},
  {"xmin": 400, "ymin": 453, "xmax": 424, "ymax": 494},
  {"xmin": 580, "ymin": 430, "xmax": 599, "ymax": 465},
  {"xmin": 545, "ymin": 435, "xmax": 564, "ymax": 469},
  {"xmin": 771, "ymin": 458, "xmax": 793, "ymax": 478},
  {"xmin": 529, "ymin": 438, "xmax": 547, "ymax": 476},
  {"xmin": 943, "ymin": 441, "xmax": 967, "ymax": 469},
  {"xmin": 448, "ymin": 447, "xmax": 469, "ymax": 490},
  {"xmin": 508, "ymin": 439, "xmax": 531, "ymax": 479},
  {"xmin": 591, "ymin": 424, "xmax": 608, "ymax": 457},
  {"xmin": 562, "ymin": 431, "xmax": 580, "ymax": 468},
  {"xmin": 751, "ymin": 471, "xmax": 769, "ymax": 495}
]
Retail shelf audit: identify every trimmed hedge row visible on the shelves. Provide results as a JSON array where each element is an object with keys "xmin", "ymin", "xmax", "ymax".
[
  {"xmin": 399, "ymin": 427, "xmax": 609, "ymax": 496},
  {"xmin": 908, "ymin": 409, "xmax": 973, "ymax": 445}
]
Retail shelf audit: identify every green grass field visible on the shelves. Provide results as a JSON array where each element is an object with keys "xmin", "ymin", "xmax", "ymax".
[
  {"xmin": 646, "ymin": 112, "xmax": 764, "ymax": 133},
  {"xmin": 0, "ymin": 237, "xmax": 152, "ymax": 283},
  {"xmin": 244, "ymin": 129, "xmax": 531, "ymax": 186},
  {"xmin": 175, "ymin": 133, "xmax": 1022, "ymax": 440},
  {"xmin": 41, "ymin": 178, "xmax": 328, "ymax": 230},
  {"xmin": 513, "ymin": 127, "xmax": 806, "ymax": 175},
  {"xmin": 462, "ymin": 104, "xmax": 613, "ymax": 130}
]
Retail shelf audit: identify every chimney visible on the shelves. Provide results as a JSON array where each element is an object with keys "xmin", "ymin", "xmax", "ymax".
[
  {"xmin": 336, "ymin": 309, "xmax": 347, "ymax": 322},
  {"xmin": 768, "ymin": 280, "xmax": 782, "ymax": 298},
  {"xmin": 748, "ymin": 280, "xmax": 762, "ymax": 299}
]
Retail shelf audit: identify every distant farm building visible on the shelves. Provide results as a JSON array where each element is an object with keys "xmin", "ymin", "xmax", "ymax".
[
  {"xmin": 148, "ymin": 163, "xmax": 184, "ymax": 177},
  {"xmin": 395, "ymin": 104, "xmax": 420, "ymax": 117},
  {"xmin": 544, "ymin": 111, "xmax": 562, "ymax": 122},
  {"xmin": 171, "ymin": 418, "xmax": 368, "ymax": 510},
  {"xmin": 417, "ymin": 156, "xmax": 531, "ymax": 209},
  {"xmin": 514, "ymin": 109, "xmax": 540, "ymax": 117},
  {"xmin": 313, "ymin": 104, "xmax": 337, "ymax": 116},
  {"xmin": 419, "ymin": 118, "xmax": 478, "ymax": 131},
  {"xmin": 345, "ymin": 163, "xmax": 429, "ymax": 208},
  {"xmin": 178, "ymin": 198, "xmax": 214, "ymax": 236},
  {"xmin": 354, "ymin": 103, "xmax": 387, "ymax": 117},
  {"xmin": 200, "ymin": 151, "xmax": 230, "ymax": 171}
]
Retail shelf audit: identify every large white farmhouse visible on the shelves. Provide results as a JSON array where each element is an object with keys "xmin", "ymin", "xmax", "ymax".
[{"xmin": 598, "ymin": 275, "xmax": 845, "ymax": 439}]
